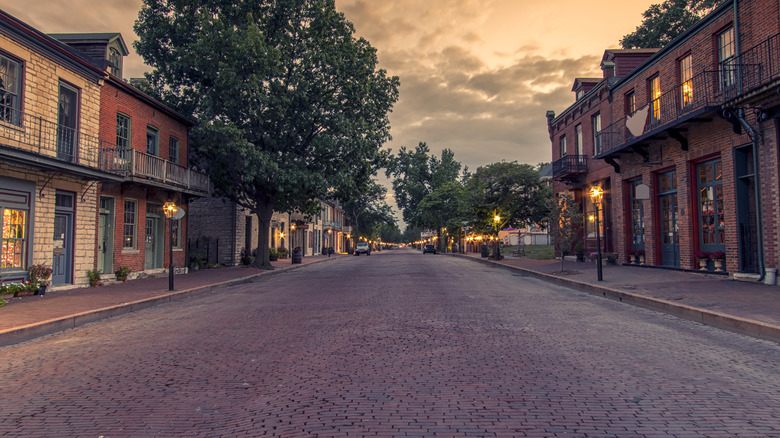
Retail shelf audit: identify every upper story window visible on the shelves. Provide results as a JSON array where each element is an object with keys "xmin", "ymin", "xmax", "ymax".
[
  {"xmin": 680, "ymin": 54, "xmax": 693, "ymax": 108},
  {"xmin": 108, "ymin": 48, "xmax": 122, "ymax": 77},
  {"xmin": 169, "ymin": 137, "xmax": 179, "ymax": 164},
  {"xmin": 559, "ymin": 135, "xmax": 567, "ymax": 157},
  {"xmin": 625, "ymin": 91, "xmax": 636, "ymax": 116},
  {"xmin": 575, "ymin": 124, "xmax": 583, "ymax": 156},
  {"xmin": 0, "ymin": 54, "xmax": 21, "ymax": 125},
  {"xmin": 146, "ymin": 126, "xmax": 159, "ymax": 155},
  {"xmin": 117, "ymin": 113, "xmax": 130, "ymax": 149},
  {"xmin": 592, "ymin": 113, "xmax": 601, "ymax": 156},
  {"xmin": 718, "ymin": 27, "xmax": 736, "ymax": 89},
  {"xmin": 649, "ymin": 75, "xmax": 661, "ymax": 121},
  {"xmin": 576, "ymin": 89, "xmax": 584, "ymax": 101}
]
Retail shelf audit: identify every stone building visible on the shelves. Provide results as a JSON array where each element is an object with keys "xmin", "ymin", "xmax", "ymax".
[{"xmin": 548, "ymin": 0, "xmax": 780, "ymax": 283}]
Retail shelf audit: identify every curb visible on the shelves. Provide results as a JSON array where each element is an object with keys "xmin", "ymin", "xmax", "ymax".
[
  {"xmin": 0, "ymin": 257, "xmax": 338, "ymax": 348},
  {"xmin": 453, "ymin": 254, "xmax": 780, "ymax": 344}
]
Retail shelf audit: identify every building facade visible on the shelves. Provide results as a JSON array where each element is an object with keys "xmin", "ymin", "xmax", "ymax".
[
  {"xmin": 0, "ymin": 11, "xmax": 119, "ymax": 287},
  {"xmin": 548, "ymin": 0, "xmax": 780, "ymax": 283}
]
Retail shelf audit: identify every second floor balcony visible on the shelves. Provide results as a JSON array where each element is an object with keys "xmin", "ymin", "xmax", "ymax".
[
  {"xmin": 552, "ymin": 154, "xmax": 588, "ymax": 184},
  {"xmin": 0, "ymin": 106, "xmax": 209, "ymax": 195},
  {"xmin": 323, "ymin": 219, "xmax": 342, "ymax": 231},
  {"xmin": 596, "ymin": 32, "xmax": 780, "ymax": 162}
]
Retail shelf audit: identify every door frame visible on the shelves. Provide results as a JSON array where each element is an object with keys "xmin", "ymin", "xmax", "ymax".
[{"xmin": 98, "ymin": 196, "xmax": 115, "ymax": 275}]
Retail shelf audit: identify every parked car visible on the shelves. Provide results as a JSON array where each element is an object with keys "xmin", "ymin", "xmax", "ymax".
[
  {"xmin": 423, "ymin": 244, "xmax": 437, "ymax": 254},
  {"xmin": 355, "ymin": 242, "xmax": 371, "ymax": 256}
]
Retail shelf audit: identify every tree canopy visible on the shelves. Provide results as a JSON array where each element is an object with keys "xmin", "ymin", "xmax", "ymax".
[
  {"xmin": 620, "ymin": 0, "xmax": 723, "ymax": 49},
  {"xmin": 385, "ymin": 142, "xmax": 464, "ymax": 230},
  {"xmin": 134, "ymin": 0, "xmax": 399, "ymax": 268}
]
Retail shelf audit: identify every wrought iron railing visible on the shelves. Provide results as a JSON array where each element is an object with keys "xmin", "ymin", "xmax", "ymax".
[
  {"xmin": 128, "ymin": 148, "xmax": 210, "ymax": 194},
  {"xmin": 0, "ymin": 106, "xmax": 107, "ymax": 169},
  {"xmin": 599, "ymin": 32, "xmax": 780, "ymax": 157},
  {"xmin": 552, "ymin": 155, "xmax": 588, "ymax": 178},
  {"xmin": 323, "ymin": 220, "xmax": 342, "ymax": 231}
]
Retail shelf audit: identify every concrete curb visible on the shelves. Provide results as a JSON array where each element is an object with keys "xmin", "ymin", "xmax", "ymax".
[
  {"xmin": 453, "ymin": 254, "xmax": 780, "ymax": 344},
  {"xmin": 0, "ymin": 257, "xmax": 338, "ymax": 347}
]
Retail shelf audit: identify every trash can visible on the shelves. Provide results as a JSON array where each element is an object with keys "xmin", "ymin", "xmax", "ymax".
[
  {"xmin": 292, "ymin": 247, "xmax": 303, "ymax": 264},
  {"xmin": 481, "ymin": 244, "xmax": 489, "ymax": 258}
]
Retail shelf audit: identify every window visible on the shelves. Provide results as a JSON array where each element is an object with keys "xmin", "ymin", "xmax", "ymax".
[
  {"xmin": 680, "ymin": 54, "xmax": 693, "ymax": 108},
  {"xmin": 169, "ymin": 137, "xmax": 179, "ymax": 164},
  {"xmin": 629, "ymin": 179, "xmax": 645, "ymax": 250},
  {"xmin": 625, "ymin": 91, "xmax": 636, "ymax": 116},
  {"xmin": 698, "ymin": 159, "xmax": 725, "ymax": 248},
  {"xmin": 0, "ymin": 54, "xmax": 21, "ymax": 125},
  {"xmin": 108, "ymin": 48, "xmax": 122, "ymax": 77},
  {"xmin": 1, "ymin": 208, "xmax": 27, "ymax": 270},
  {"xmin": 171, "ymin": 219, "xmax": 181, "ymax": 249},
  {"xmin": 575, "ymin": 124, "xmax": 583, "ymax": 156},
  {"xmin": 576, "ymin": 89, "xmax": 584, "ymax": 101},
  {"xmin": 146, "ymin": 126, "xmax": 159, "ymax": 155},
  {"xmin": 116, "ymin": 113, "xmax": 130, "ymax": 160},
  {"xmin": 649, "ymin": 75, "xmax": 661, "ymax": 121},
  {"xmin": 560, "ymin": 135, "xmax": 567, "ymax": 157},
  {"xmin": 592, "ymin": 113, "xmax": 602, "ymax": 156},
  {"xmin": 123, "ymin": 200, "xmax": 137, "ymax": 248},
  {"xmin": 718, "ymin": 27, "xmax": 736, "ymax": 89}
]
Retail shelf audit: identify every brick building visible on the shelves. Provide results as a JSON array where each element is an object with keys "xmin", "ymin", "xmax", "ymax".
[
  {"xmin": 0, "ymin": 11, "xmax": 120, "ymax": 287},
  {"xmin": 548, "ymin": 0, "xmax": 780, "ymax": 284}
]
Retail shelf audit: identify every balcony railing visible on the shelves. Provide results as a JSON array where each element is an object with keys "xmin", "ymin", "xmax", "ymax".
[
  {"xmin": 552, "ymin": 155, "xmax": 588, "ymax": 179},
  {"xmin": 323, "ymin": 220, "xmax": 342, "ymax": 231},
  {"xmin": 598, "ymin": 32, "xmax": 780, "ymax": 158},
  {"xmin": 100, "ymin": 146, "xmax": 210, "ymax": 195},
  {"xmin": 0, "ymin": 106, "xmax": 109, "ymax": 170}
]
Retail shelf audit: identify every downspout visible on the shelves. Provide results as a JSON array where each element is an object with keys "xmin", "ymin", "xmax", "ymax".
[
  {"xmin": 735, "ymin": 109, "xmax": 765, "ymax": 282},
  {"xmin": 734, "ymin": 0, "xmax": 742, "ymax": 90}
]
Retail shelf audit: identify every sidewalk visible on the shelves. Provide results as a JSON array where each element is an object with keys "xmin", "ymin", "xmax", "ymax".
[
  {"xmin": 455, "ymin": 252, "xmax": 780, "ymax": 343},
  {"xmin": 0, "ymin": 254, "xmax": 343, "ymax": 347},
  {"xmin": 1, "ymin": 251, "xmax": 779, "ymax": 347}
]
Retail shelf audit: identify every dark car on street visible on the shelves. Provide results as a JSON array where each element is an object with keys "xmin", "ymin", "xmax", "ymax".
[{"xmin": 423, "ymin": 244, "xmax": 437, "ymax": 254}]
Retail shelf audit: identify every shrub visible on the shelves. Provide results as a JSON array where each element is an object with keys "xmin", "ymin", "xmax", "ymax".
[
  {"xmin": 29, "ymin": 264, "xmax": 53, "ymax": 286},
  {"xmin": 694, "ymin": 250, "xmax": 710, "ymax": 259},
  {"xmin": 710, "ymin": 251, "xmax": 725, "ymax": 259}
]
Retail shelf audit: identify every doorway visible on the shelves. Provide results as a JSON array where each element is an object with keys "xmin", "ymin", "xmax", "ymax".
[
  {"xmin": 145, "ymin": 208, "xmax": 163, "ymax": 269},
  {"xmin": 658, "ymin": 170, "xmax": 680, "ymax": 267},
  {"xmin": 57, "ymin": 82, "xmax": 78, "ymax": 162},
  {"xmin": 52, "ymin": 191, "xmax": 74, "ymax": 285},
  {"xmin": 98, "ymin": 197, "xmax": 114, "ymax": 275}
]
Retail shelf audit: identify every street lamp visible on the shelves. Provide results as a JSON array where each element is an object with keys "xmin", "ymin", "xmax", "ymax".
[
  {"xmin": 590, "ymin": 186, "xmax": 604, "ymax": 281},
  {"xmin": 163, "ymin": 200, "xmax": 178, "ymax": 291},
  {"xmin": 493, "ymin": 213, "xmax": 501, "ymax": 259}
]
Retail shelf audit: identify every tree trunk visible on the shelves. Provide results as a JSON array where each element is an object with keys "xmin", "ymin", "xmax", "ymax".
[{"xmin": 252, "ymin": 201, "xmax": 276, "ymax": 270}]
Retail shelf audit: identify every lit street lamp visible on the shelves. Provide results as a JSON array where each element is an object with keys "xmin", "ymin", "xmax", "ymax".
[
  {"xmin": 590, "ymin": 186, "xmax": 604, "ymax": 282},
  {"xmin": 163, "ymin": 200, "xmax": 178, "ymax": 291}
]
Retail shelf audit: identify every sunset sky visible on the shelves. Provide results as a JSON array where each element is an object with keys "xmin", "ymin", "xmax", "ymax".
[{"xmin": 5, "ymin": 0, "xmax": 654, "ymax": 218}]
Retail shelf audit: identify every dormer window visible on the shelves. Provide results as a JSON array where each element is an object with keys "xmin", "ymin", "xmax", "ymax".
[
  {"xmin": 576, "ymin": 89, "xmax": 584, "ymax": 101},
  {"xmin": 108, "ymin": 47, "xmax": 122, "ymax": 77}
]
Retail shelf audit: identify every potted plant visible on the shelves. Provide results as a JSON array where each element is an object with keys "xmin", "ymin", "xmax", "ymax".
[
  {"xmin": 268, "ymin": 247, "xmax": 279, "ymax": 261},
  {"xmin": 711, "ymin": 251, "xmax": 726, "ymax": 272},
  {"xmin": 573, "ymin": 241, "xmax": 586, "ymax": 262},
  {"xmin": 277, "ymin": 246, "xmax": 289, "ymax": 259},
  {"xmin": 694, "ymin": 250, "xmax": 710, "ymax": 270},
  {"xmin": 87, "ymin": 269, "xmax": 101, "ymax": 287},
  {"xmin": 626, "ymin": 248, "xmax": 635, "ymax": 263},
  {"xmin": 114, "ymin": 266, "xmax": 131, "ymax": 282},
  {"xmin": 634, "ymin": 249, "xmax": 645, "ymax": 265},
  {"xmin": 29, "ymin": 264, "xmax": 52, "ymax": 295}
]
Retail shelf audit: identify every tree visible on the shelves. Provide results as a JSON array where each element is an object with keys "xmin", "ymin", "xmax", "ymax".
[
  {"xmin": 548, "ymin": 194, "xmax": 583, "ymax": 273},
  {"xmin": 417, "ymin": 181, "xmax": 468, "ymax": 252},
  {"xmin": 621, "ymin": 0, "xmax": 723, "ymax": 49},
  {"xmin": 385, "ymin": 142, "xmax": 464, "ymax": 230},
  {"xmin": 341, "ymin": 180, "xmax": 395, "ymax": 247},
  {"xmin": 134, "ymin": 0, "xmax": 399, "ymax": 269},
  {"xmin": 465, "ymin": 162, "xmax": 551, "ymax": 258}
]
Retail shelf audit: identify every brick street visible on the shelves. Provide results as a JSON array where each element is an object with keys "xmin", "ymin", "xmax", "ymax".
[{"xmin": 1, "ymin": 249, "xmax": 778, "ymax": 437}]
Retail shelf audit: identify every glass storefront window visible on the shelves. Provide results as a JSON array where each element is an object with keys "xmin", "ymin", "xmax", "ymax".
[
  {"xmin": 698, "ymin": 159, "xmax": 725, "ymax": 248},
  {"xmin": 1, "ymin": 209, "xmax": 27, "ymax": 269}
]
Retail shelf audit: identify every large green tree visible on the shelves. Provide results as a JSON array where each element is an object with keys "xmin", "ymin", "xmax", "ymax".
[
  {"xmin": 385, "ymin": 142, "xmax": 464, "ymax": 230},
  {"xmin": 134, "ymin": 0, "xmax": 399, "ymax": 269},
  {"xmin": 621, "ymin": 0, "xmax": 723, "ymax": 49},
  {"xmin": 465, "ymin": 162, "xmax": 551, "ymax": 259},
  {"xmin": 417, "ymin": 181, "xmax": 468, "ymax": 252}
]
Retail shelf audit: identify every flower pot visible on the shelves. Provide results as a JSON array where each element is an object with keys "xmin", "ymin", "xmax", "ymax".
[
  {"xmin": 89, "ymin": 279, "xmax": 100, "ymax": 287},
  {"xmin": 698, "ymin": 257, "xmax": 708, "ymax": 270},
  {"xmin": 116, "ymin": 275, "xmax": 127, "ymax": 282},
  {"xmin": 714, "ymin": 259, "xmax": 726, "ymax": 272},
  {"xmin": 34, "ymin": 285, "xmax": 47, "ymax": 296}
]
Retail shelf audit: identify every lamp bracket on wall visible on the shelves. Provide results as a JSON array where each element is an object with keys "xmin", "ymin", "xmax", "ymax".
[
  {"xmin": 39, "ymin": 173, "xmax": 56, "ymax": 198},
  {"xmin": 81, "ymin": 180, "xmax": 98, "ymax": 202}
]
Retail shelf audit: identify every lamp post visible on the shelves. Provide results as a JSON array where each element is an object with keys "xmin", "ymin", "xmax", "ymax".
[
  {"xmin": 493, "ymin": 213, "xmax": 501, "ymax": 259},
  {"xmin": 590, "ymin": 186, "xmax": 604, "ymax": 281},
  {"xmin": 163, "ymin": 200, "xmax": 178, "ymax": 291}
]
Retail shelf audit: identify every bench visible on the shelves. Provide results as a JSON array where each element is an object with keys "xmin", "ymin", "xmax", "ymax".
[{"xmin": 511, "ymin": 246, "xmax": 526, "ymax": 257}]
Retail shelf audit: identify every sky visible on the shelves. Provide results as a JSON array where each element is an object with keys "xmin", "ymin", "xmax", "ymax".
[{"xmin": 4, "ymin": 0, "xmax": 654, "ymax": 222}]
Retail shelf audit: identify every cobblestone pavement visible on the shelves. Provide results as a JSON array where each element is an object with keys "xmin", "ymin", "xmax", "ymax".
[{"xmin": 1, "ymin": 250, "xmax": 779, "ymax": 437}]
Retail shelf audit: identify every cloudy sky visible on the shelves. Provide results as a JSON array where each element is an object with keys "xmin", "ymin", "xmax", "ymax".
[{"xmin": 4, "ymin": 0, "xmax": 653, "ymax": 221}]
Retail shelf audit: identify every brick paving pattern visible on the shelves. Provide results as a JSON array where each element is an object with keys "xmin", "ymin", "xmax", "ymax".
[{"xmin": 1, "ymin": 249, "xmax": 778, "ymax": 436}]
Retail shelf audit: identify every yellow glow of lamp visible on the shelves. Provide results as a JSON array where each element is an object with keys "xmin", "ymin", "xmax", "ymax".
[
  {"xmin": 279, "ymin": 232, "xmax": 285, "ymax": 239},
  {"xmin": 590, "ymin": 186, "xmax": 604, "ymax": 204},
  {"xmin": 494, "ymin": 215, "xmax": 500, "ymax": 223},
  {"xmin": 163, "ymin": 201, "xmax": 178, "ymax": 218}
]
